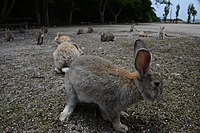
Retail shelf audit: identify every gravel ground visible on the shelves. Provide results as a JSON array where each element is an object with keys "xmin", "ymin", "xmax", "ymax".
[{"xmin": 0, "ymin": 23, "xmax": 199, "ymax": 133}]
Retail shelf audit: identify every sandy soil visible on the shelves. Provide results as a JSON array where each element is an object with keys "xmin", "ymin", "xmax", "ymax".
[{"xmin": 0, "ymin": 23, "xmax": 199, "ymax": 133}]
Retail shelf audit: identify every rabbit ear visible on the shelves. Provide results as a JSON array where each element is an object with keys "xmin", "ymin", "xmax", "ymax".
[
  {"xmin": 57, "ymin": 33, "xmax": 61, "ymax": 37},
  {"xmin": 72, "ymin": 43, "xmax": 79, "ymax": 50},
  {"xmin": 134, "ymin": 39, "xmax": 147, "ymax": 58},
  {"xmin": 135, "ymin": 49, "xmax": 151, "ymax": 76}
]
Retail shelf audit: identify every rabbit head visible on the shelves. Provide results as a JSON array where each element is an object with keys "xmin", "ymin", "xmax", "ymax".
[
  {"xmin": 36, "ymin": 30, "xmax": 44, "ymax": 45},
  {"xmin": 134, "ymin": 39, "xmax": 162, "ymax": 101},
  {"xmin": 77, "ymin": 29, "xmax": 84, "ymax": 35},
  {"xmin": 59, "ymin": 39, "xmax": 162, "ymax": 132},
  {"xmin": 160, "ymin": 26, "xmax": 165, "ymax": 31},
  {"xmin": 41, "ymin": 26, "xmax": 48, "ymax": 33},
  {"xmin": 54, "ymin": 33, "xmax": 71, "ymax": 44},
  {"xmin": 53, "ymin": 42, "xmax": 83, "ymax": 73}
]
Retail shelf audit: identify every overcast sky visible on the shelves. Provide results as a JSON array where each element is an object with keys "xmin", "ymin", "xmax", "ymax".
[{"xmin": 151, "ymin": 0, "xmax": 200, "ymax": 21}]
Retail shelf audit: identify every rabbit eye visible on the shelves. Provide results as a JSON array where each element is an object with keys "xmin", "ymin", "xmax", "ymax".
[{"xmin": 153, "ymin": 81, "xmax": 160, "ymax": 87}]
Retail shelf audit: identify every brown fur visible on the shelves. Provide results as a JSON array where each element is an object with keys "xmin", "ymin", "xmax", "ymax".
[
  {"xmin": 158, "ymin": 26, "xmax": 165, "ymax": 39},
  {"xmin": 138, "ymin": 31, "xmax": 147, "ymax": 37},
  {"xmin": 53, "ymin": 42, "xmax": 83, "ymax": 73},
  {"xmin": 54, "ymin": 33, "xmax": 71, "ymax": 44}
]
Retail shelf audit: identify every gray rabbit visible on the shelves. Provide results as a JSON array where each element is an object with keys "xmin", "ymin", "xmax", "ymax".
[
  {"xmin": 59, "ymin": 39, "xmax": 163, "ymax": 132},
  {"xmin": 5, "ymin": 29, "xmax": 14, "ymax": 41},
  {"xmin": 101, "ymin": 32, "xmax": 115, "ymax": 42}
]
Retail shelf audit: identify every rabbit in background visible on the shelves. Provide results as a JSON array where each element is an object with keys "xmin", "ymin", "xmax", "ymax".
[
  {"xmin": 77, "ymin": 29, "xmax": 84, "ymax": 35},
  {"xmin": 54, "ymin": 33, "xmax": 71, "ymax": 44},
  {"xmin": 53, "ymin": 42, "xmax": 83, "ymax": 73},
  {"xmin": 101, "ymin": 31, "xmax": 115, "ymax": 42},
  {"xmin": 36, "ymin": 30, "xmax": 44, "ymax": 45},
  {"xmin": 59, "ymin": 39, "xmax": 163, "ymax": 132},
  {"xmin": 5, "ymin": 29, "xmax": 14, "ymax": 41},
  {"xmin": 87, "ymin": 27, "xmax": 94, "ymax": 33},
  {"xmin": 158, "ymin": 26, "xmax": 165, "ymax": 39}
]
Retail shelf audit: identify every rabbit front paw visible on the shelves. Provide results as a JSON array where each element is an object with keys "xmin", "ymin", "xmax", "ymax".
[
  {"xmin": 114, "ymin": 123, "xmax": 128, "ymax": 132},
  {"xmin": 59, "ymin": 111, "xmax": 69, "ymax": 121},
  {"xmin": 59, "ymin": 105, "xmax": 75, "ymax": 121},
  {"xmin": 120, "ymin": 111, "xmax": 129, "ymax": 118},
  {"xmin": 54, "ymin": 67, "xmax": 62, "ymax": 74}
]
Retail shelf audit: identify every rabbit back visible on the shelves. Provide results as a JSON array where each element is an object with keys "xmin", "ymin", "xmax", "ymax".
[{"xmin": 65, "ymin": 55, "xmax": 140, "ymax": 109}]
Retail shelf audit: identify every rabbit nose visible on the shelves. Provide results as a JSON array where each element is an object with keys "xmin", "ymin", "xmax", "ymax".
[{"xmin": 153, "ymin": 81, "xmax": 160, "ymax": 87}]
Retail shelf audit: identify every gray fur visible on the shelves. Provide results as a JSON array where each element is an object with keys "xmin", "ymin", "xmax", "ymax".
[
  {"xmin": 101, "ymin": 32, "xmax": 115, "ymax": 42},
  {"xmin": 87, "ymin": 27, "xmax": 94, "ymax": 33},
  {"xmin": 53, "ymin": 42, "xmax": 83, "ymax": 73},
  {"xmin": 41, "ymin": 26, "xmax": 48, "ymax": 33},
  {"xmin": 60, "ymin": 39, "xmax": 162, "ymax": 132},
  {"xmin": 36, "ymin": 31, "xmax": 44, "ymax": 45},
  {"xmin": 5, "ymin": 29, "xmax": 14, "ymax": 41},
  {"xmin": 77, "ymin": 29, "xmax": 84, "ymax": 35}
]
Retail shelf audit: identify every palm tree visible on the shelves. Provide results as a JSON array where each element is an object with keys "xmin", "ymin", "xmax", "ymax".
[
  {"xmin": 192, "ymin": 9, "xmax": 197, "ymax": 23},
  {"xmin": 175, "ymin": 4, "xmax": 180, "ymax": 23},
  {"xmin": 163, "ymin": 4, "xmax": 170, "ymax": 22},
  {"xmin": 187, "ymin": 3, "xmax": 194, "ymax": 24}
]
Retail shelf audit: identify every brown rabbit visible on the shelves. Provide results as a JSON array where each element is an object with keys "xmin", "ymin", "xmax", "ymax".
[
  {"xmin": 53, "ymin": 42, "xmax": 83, "ymax": 73},
  {"xmin": 5, "ymin": 29, "xmax": 14, "ymax": 41},
  {"xmin": 59, "ymin": 39, "xmax": 163, "ymax": 132},
  {"xmin": 138, "ymin": 31, "xmax": 147, "ymax": 37},
  {"xmin": 101, "ymin": 31, "xmax": 115, "ymax": 42},
  {"xmin": 54, "ymin": 33, "xmax": 71, "ymax": 44},
  {"xmin": 158, "ymin": 26, "xmax": 165, "ymax": 39}
]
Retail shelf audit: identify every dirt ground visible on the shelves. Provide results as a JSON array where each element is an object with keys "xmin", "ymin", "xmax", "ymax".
[{"xmin": 0, "ymin": 23, "xmax": 199, "ymax": 133}]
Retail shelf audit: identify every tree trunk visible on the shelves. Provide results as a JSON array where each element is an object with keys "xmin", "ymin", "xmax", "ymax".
[
  {"xmin": 107, "ymin": 1, "xmax": 123, "ymax": 24},
  {"xmin": 193, "ymin": 16, "xmax": 195, "ymax": 23},
  {"xmin": 100, "ymin": 15, "xmax": 105, "ymax": 24},
  {"xmin": 36, "ymin": 0, "xmax": 41, "ymax": 26},
  {"xmin": 43, "ymin": 0, "xmax": 49, "ymax": 26},
  {"xmin": 45, "ymin": 0, "xmax": 50, "ymax": 26},
  {"xmin": 0, "ymin": 0, "xmax": 15, "ymax": 23},
  {"xmin": 99, "ymin": 0, "xmax": 107, "ymax": 24},
  {"xmin": 187, "ymin": 15, "xmax": 191, "ymax": 24},
  {"xmin": 114, "ymin": 15, "xmax": 117, "ymax": 24},
  {"xmin": 68, "ymin": 0, "xmax": 74, "ymax": 25}
]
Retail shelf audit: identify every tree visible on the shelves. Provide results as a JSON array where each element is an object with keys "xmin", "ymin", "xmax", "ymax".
[
  {"xmin": 43, "ymin": 0, "xmax": 50, "ymax": 26},
  {"xmin": 175, "ymin": 4, "xmax": 180, "ymax": 23},
  {"xmin": 163, "ymin": 4, "xmax": 170, "ymax": 22},
  {"xmin": 0, "ymin": 0, "xmax": 16, "ymax": 23},
  {"xmin": 192, "ymin": 9, "xmax": 197, "ymax": 23},
  {"xmin": 106, "ymin": 0, "xmax": 125, "ymax": 23},
  {"xmin": 64, "ymin": 0, "xmax": 74, "ymax": 25},
  {"xmin": 187, "ymin": 3, "xmax": 194, "ymax": 24},
  {"xmin": 36, "ymin": 0, "xmax": 41, "ymax": 26},
  {"xmin": 99, "ymin": 0, "xmax": 107, "ymax": 24}
]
